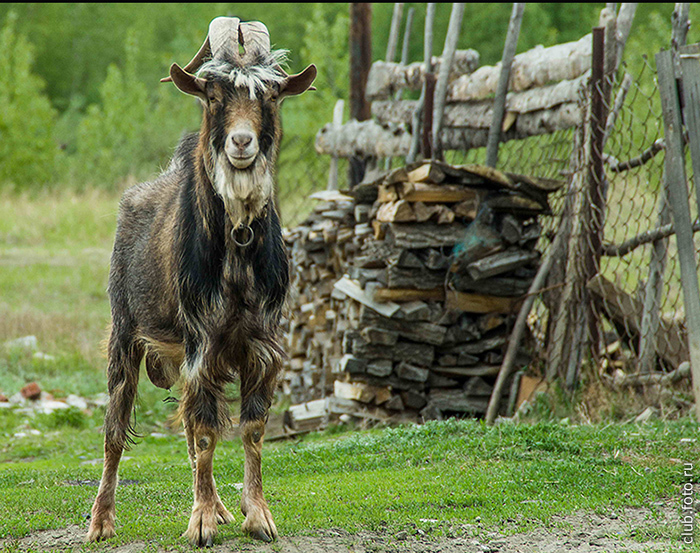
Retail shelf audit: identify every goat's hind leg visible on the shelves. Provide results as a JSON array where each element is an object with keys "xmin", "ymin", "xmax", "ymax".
[{"xmin": 87, "ymin": 334, "xmax": 143, "ymax": 542}]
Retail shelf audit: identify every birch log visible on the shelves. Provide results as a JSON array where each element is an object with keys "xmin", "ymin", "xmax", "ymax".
[{"xmin": 449, "ymin": 34, "xmax": 592, "ymax": 102}]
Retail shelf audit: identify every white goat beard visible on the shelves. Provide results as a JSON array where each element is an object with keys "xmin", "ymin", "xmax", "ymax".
[{"xmin": 213, "ymin": 152, "xmax": 273, "ymax": 229}]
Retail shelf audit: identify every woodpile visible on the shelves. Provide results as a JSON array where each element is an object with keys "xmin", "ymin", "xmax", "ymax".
[
  {"xmin": 316, "ymin": 35, "xmax": 590, "ymax": 159},
  {"xmin": 282, "ymin": 160, "xmax": 564, "ymax": 430}
]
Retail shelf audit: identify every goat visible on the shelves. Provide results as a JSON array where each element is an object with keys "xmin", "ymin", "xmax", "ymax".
[{"xmin": 86, "ymin": 17, "xmax": 316, "ymax": 547}]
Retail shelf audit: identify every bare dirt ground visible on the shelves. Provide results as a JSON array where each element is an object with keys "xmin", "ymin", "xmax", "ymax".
[{"xmin": 1, "ymin": 503, "xmax": 682, "ymax": 552}]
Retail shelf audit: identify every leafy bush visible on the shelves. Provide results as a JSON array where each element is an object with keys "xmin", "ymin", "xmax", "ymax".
[{"xmin": 0, "ymin": 12, "xmax": 64, "ymax": 190}]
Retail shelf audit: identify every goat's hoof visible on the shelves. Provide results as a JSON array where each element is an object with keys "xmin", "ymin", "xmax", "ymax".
[
  {"xmin": 216, "ymin": 500, "xmax": 235, "ymax": 525},
  {"xmin": 86, "ymin": 512, "xmax": 115, "ymax": 542},
  {"xmin": 184, "ymin": 506, "xmax": 218, "ymax": 547},
  {"xmin": 241, "ymin": 503, "xmax": 278, "ymax": 542}
]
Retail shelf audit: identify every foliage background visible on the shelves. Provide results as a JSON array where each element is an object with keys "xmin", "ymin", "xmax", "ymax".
[{"xmin": 0, "ymin": 3, "xmax": 688, "ymax": 193}]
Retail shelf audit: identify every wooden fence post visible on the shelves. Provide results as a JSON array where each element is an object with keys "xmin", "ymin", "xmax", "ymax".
[
  {"xmin": 432, "ymin": 3, "xmax": 465, "ymax": 161},
  {"xmin": 485, "ymin": 3, "xmax": 525, "ymax": 168},
  {"xmin": 327, "ymin": 99, "xmax": 345, "ymax": 191},
  {"xmin": 407, "ymin": 3, "xmax": 436, "ymax": 164},
  {"xmin": 349, "ymin": 3, "xmax": 372, "ymax": 187},
  {"xmin": 656, "ymin": 48, "xmax": 700, "ymax": 421},
  {"xmin": 638, "ymin": 4, "xmax": 690, "ymax": 374}
]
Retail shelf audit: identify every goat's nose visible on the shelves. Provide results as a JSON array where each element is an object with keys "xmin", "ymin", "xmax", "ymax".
[{"xmin": 230, "ymin": 131, "xmax": 254, "ymax": 149}]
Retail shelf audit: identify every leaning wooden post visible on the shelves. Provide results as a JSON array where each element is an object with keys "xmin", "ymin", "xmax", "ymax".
[
  {"xmin": 656, "ymin": 48, "xmax": 700, "ymax": 421},
  {"xmin": 679, "ymin": 44, "xmax": 700, "ymax": 209},
  {"xmin": 327, "ymin": 99, "xmax": 345, "ymax": 191},
  {"xmin": 485, "ymin": 3, "xmax": 525, "ymax": 168},
  {"xmin": 638, "ymin": 3, "xmax": 690, "ymax": 374},
  {"xmin": 395, "ymin": 7, "xmax": 415, "ymax": 102},
  {"xmin": 384, "ymin": 3, "xmax": 405, "ymax": 171},
  {"xmin": 432, "ymin": 3, "xmax": 465, "ymax": 161},
  {"xmin": 386, "ymin": 3, "xmax": 404, "ymax": 63},
  {"xmin": 407, "ymin": 3, "xmax": 436, "ymax": 164}
]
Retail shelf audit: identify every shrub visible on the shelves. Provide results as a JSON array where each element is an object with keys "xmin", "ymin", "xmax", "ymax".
[{"xmin": 0, "ymin": 12, "xmax": 64, "ymax": 190}]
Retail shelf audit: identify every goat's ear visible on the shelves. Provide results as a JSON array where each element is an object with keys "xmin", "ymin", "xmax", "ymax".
[
  {"xmin": 280, "ymin": 64, "xmax": 317, "ymax": 99},
  {"xmin": 166, "ymin": 63, "xmax": 208, "ymax": 101}
]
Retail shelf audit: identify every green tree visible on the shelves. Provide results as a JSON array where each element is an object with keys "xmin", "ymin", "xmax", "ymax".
[{"xmin": 0, "ymin": 12, "xmax": 63, "ymax": 189}]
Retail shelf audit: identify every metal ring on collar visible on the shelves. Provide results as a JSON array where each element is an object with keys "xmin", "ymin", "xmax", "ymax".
[{"xmin": 232, "ymin": 224, "xmax": 255, "ymax": 247}]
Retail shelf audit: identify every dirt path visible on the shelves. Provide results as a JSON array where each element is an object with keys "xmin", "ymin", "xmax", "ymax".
[{"xmin": 0, "ymin": 503, "xmax": 681, "ymax": 553}]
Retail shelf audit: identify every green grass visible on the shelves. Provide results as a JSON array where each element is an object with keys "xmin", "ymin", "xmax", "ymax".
[
  {"xmin": 0, "ymin": 417, "xmax": 698, "ymax": 550},
  {"xmin": 1, "ymin": 186, "xmax": 699, "ymax": 552}
]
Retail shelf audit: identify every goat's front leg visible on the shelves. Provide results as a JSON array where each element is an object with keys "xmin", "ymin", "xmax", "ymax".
[
  {"xmin": 183, "ymin": 426, "xmax": 220, "ymax": 547},
  {"xmin": 239, "ymin": 354, "xmax": 280, "ymax": 543},
  {"xmin": 183, "ymin": 420, "xmax": 234, "ymax": 529},
  {"xmin": 240, "ymin": 418, "xmax": 277, "ymax": 542}
]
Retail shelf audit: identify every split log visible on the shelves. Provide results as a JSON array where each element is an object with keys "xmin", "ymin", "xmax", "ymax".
[
  {"xmin": 365, "ymin": 50, "xmax": 480, "ymax": 101},
  {"xmin": 466, "ymin": 249, "xmax": 540, "ymax": 281},
  {"xmin": 449, "ymin": 34, "xmax": 592, "ymax": 101},
  {"xmin": 315, "ymin": 103, "xmax": 582, "ymax": 159},
  {"xmin": 426, "ymin": 389, "xmax": 489, "ymax": 413}
]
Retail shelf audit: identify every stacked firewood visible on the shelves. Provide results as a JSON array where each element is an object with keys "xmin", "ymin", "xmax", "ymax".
[
  {"xmin": 283, "ymin": 161, "xmax": 564, "ymax": 428},
  {"xmin": 281, "ymin": 190, "xmax": 358, "ymax": 404}
]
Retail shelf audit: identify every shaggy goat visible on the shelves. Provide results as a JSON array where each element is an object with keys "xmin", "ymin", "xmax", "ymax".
[{"xmin": 86, "ymin": 17, "xmax": 316, "ymax": 547}]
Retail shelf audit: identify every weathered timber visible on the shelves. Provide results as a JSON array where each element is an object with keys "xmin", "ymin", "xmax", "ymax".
[
  {"xmin": 587, "ymin": 274, "xmax": 688, "ymax": 369},
  {"xmin": 406, "ymin": 162, "xmax": 446, "ymax": 183},
  {"xmin": 427, "ymin": 389, "xmax": 489, "ymax": 413},
  {"xmin": 379, "ymin": 182, "xmax": 480, "ymax": 204},
  {"xmin": 466, "ymin": 249, "xmax": 539, "ymax": 281},
  {"xmin": 338, "ymin": 354, "xmax": 368, "ymax": 375},
  {"xmin": 449, "ymin": 34, "xmax": 591, "ymax": 101},
  {"xmin": 387, "ymin": 222, "xmax": 469, "ymax": 249},
  {"xmin": 452, "ymin": 273, "xmax": 532, "ymax": 297},
  {"xmin": 464, "ymin": 376, "xmax": 495, "ymax": 396},
  {"xmin": 431, "ymin": 365, "xmax": 501, "ymax": 378},
  {"xmin": 360, "ymin": 326, "xmax": 399, "ymax": 346},
  {"xmin": 400, "ymin": 300, "xmax": 431, "ymax": 321},
  {"xmin": 376, "ymin": 200, "xmax": 416, "ymax": 222},
  {"xmin": 372, "ymin": 287, "xmax": 445, "ymax": 303},
  {"xmin": 284, "ymin": 399, "xmax": 328, "ymax": 432},
  {"xmin": 352, "ymin": 336, "xmax": 435, "ymax": 366},
  {"xmin": 387, "ymin": 265, "xmax": 445, "ymax": 290},
  {"xmin": 365, "ymin": 50, "xmax": 480, "ymax": 101},
  {"xmin": 395, "ymin": 361, "xmax": 430, "ymax": 382},
  {"xmin": 334, "ymin": 380, "xmax": 391, "ymax": 404},
  {"xmin": 366, "ymin": 358, "xmax": 393, "ymax": 377},
  {"xmin": 445, "ymin": 290, "xmax": 522, "ymax": 314},
  {"xmin": 483, "ymin": 193, "xmax": 548, "ymax": 215},
  {"xmin": 315, "ymin": 105, "xmax": 582, "ymax": 159},
  {"xmin": 372, "ymin": 82, "xmax": 584, "ymax": 126},
  {"xmin": 441, "ymin": 334, "xmax": 507, "ymax": 356},
  {"xmin": 334, "ymin": 276, "xmax": 401, "ymax": 318},
  {"xmin": 360, "ymin": 308, "xmax": 447, "ymax": 345}
]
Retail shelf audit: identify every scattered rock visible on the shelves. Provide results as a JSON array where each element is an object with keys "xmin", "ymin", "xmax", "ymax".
[
  {"xmin": 4, "ymin": 335, "xmax": 38, "ymax": 351},
  {"xmin": 20, "ymin": 382, "xmax": 41, "ymax": 401}
]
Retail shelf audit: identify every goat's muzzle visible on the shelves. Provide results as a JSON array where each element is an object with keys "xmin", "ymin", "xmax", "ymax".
[{"xmin": 226, "ymin": 128, "xmax": 259, "ymax": 169}]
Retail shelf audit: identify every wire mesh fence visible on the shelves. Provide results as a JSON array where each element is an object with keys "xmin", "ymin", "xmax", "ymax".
[{"xmin": 276, "ymin": 43, "xmax": 697, "ymax": 408}]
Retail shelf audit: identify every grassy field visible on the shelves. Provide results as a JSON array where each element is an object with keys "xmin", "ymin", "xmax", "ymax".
[{"xmin": 1, "ymin": 192, "xmax": 699, "ymax": 552}]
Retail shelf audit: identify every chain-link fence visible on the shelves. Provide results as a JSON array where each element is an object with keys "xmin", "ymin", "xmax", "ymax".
[{"xmin": 277, "ymin": 41, "xmax": 698, "ymax": 414}]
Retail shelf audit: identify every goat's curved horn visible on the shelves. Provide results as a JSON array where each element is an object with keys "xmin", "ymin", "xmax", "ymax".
[
  {"xmin": 239, "ymin": 21, "xmax": 271, "ymax": 64},
  {"xmin": 160, "ymin": 35, "xmax": 212, "ymax": 83},
  {"xmin": 161, "ymin": 16, "xmax": 242, "ymax": 83}
]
